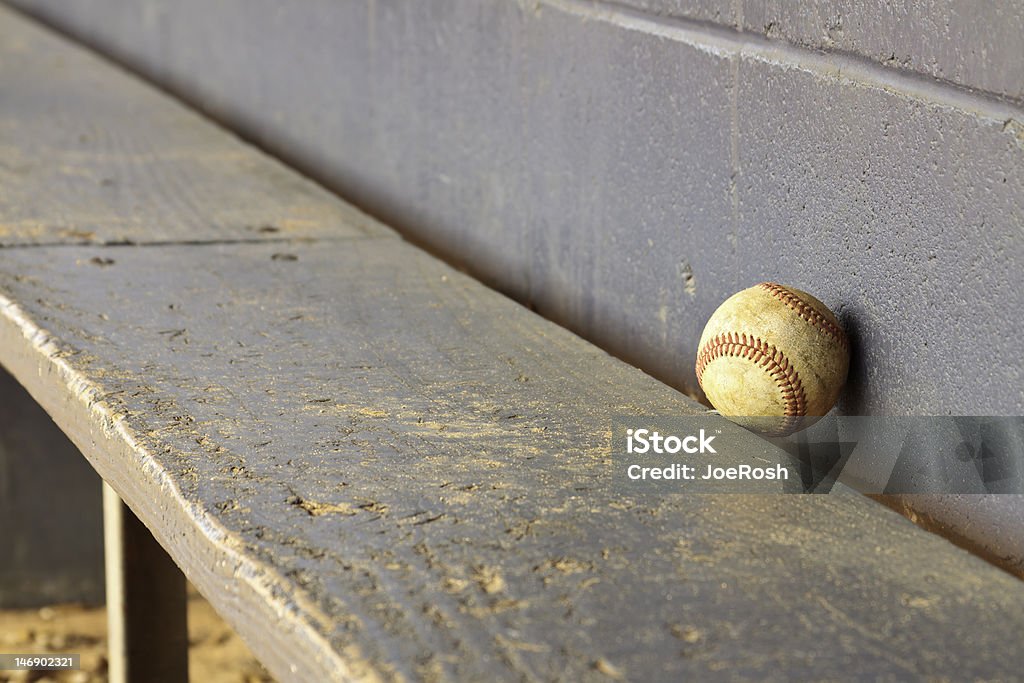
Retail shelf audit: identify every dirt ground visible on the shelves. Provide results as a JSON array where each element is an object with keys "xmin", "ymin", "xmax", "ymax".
[{"xmin": 0, "ymin": 584, "xmax": 274, "ymax": 682}]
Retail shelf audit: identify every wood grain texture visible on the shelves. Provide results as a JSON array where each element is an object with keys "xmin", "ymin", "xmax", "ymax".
[
  {"xmin": 2, "ymin": 241, "xmax": 1024, "ymax": 681},
  {"xmin": 0, "ymin": 5, "xmax": 393, "ymax": 246}
]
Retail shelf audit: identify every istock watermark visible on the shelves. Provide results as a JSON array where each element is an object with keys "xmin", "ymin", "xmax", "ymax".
[
  {"xmin": 613, "ymin": 418, "xmax": 803, "ymax": 493},
  {"xmin": 626, "ymin": 428, "xmax": 717, "ymax": 454},
  {"xmin": 624, "ymin": 427, "xmax": 790, "ymax": 483},
  {"xmin": 611, "ymin": 415, "xmax": 1024, "ymax": 494}
]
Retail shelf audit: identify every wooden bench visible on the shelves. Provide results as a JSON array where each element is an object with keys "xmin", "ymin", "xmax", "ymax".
[{"xmin": 4, "ymin": 7, "xmax": 1024, "ymax": 681}]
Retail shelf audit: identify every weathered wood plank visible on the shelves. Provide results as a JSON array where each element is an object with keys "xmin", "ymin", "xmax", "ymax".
[
  {"xmin": 0, "ymin": 5, "xmax": 392, "ymax": 246},
  {"xmin": 1, "ymin": 240, "xmax": 1024, "ymax": 682}
]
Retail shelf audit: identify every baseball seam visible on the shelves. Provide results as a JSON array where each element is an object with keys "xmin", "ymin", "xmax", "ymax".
[
  {"xmin": 696, "ymin": 332, "xmax": 808, "ymax": 421},
  {"xmin": 757, "ymin": 283, "xmax": 849, "ymax": 352}
]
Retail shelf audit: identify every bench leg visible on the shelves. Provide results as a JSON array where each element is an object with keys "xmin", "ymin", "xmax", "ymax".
[{"xmin": 103, "ymin": 482, "xmax": 189, "ymax": 683}]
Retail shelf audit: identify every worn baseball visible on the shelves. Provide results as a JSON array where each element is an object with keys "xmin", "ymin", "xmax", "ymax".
[{"xmin": 695, "ymin": 283, "xmax": 849, "ymax": 436}]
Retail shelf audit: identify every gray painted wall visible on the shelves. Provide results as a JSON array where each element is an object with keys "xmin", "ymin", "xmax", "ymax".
[
  {"xmin": 629, "ymin": 0, "xmax": 1024, "ymax": 101},
  {"xmin": 7, "ymin": 0, "xmax": 1020, "ymax": 417},
  {"xmin": 0, "ymin": 367, "xmax": 104, "ymax": 607}
]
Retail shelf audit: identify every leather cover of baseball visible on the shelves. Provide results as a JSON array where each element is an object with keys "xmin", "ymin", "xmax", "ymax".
[{"xmin": 695, "ymin": 283, "xmax": 849, "ymax": 436}]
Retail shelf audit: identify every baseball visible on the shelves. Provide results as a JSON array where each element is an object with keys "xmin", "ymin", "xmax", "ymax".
[{"xmin": 695, "ymin": 283, "xmax": 849, "ymax": 436}]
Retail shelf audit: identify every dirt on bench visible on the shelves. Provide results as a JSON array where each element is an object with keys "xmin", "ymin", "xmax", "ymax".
[{"xmin": 0, "ymin": 584, "xmax": 273, "ymax": 683}]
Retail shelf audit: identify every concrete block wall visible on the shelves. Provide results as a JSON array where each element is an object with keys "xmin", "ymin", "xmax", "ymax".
[
  {"xmin": 628, "ymin": 0, "xmax": 1024, "ymax": 101},
  {"xmin": 4, "ymin": 0, "xmax": 1019, "ymax": 417}
]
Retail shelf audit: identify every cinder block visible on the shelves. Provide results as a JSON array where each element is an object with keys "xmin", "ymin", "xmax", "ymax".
[
  {"xmin": 501, "ymin": 6, "xmax": 739, "ymax": 392},
  {"xmin": 742, "ymin": 0, "xmax": 1024, "ymax": 101},
  {"xmin": 607, "ymin": 0, "xmax": 1024, "ymax": 101},
  {"xmin": 616, "ymin": 0, "xmax": 737, "ymax": 25},
  {"xmin": 735, "ymin": 58, "xmax": 1024, "ymax": 414}
]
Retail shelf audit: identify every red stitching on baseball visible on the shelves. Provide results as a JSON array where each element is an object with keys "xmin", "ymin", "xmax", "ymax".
[
  {"xmin": 696, "ymin": 332, "xmax": 808, "ymax": 422},
  {"xmin": 757, "ymin": 283, "xmax": 849, "ymax": 352}
]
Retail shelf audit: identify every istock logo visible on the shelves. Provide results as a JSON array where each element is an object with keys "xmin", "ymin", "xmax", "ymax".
[
  {"xmin": 626, "ymin": 428, "xmax": 717, "ymax": 454},
  {"xmin": 618, "ymin": 415, "xmax": 1024, "ymax": 494}
]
